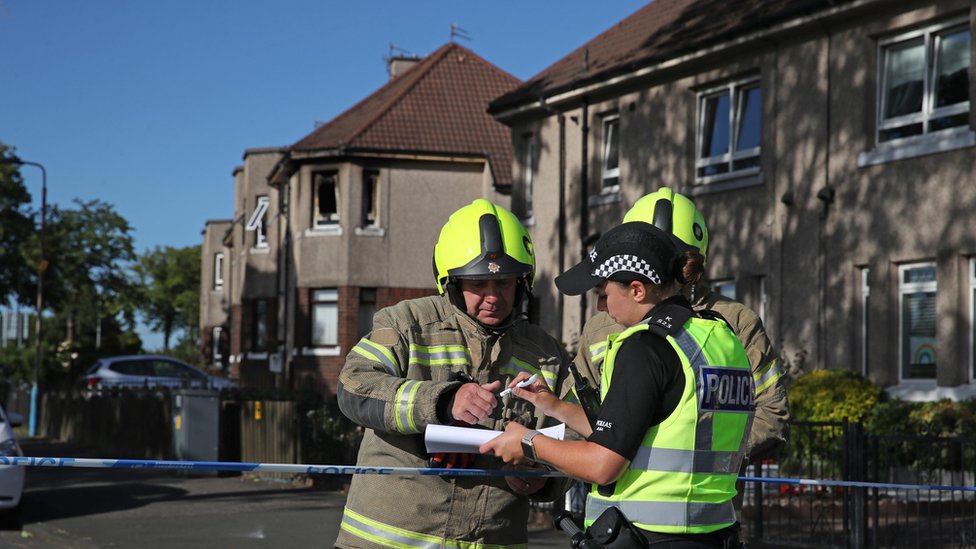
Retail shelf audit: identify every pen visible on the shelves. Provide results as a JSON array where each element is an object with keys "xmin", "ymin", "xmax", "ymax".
[{"xmin": 498, "ymin": 373, "xmax": 539, "ymax": 398}]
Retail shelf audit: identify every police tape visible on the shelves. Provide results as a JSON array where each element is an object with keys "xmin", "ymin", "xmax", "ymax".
[{"xmin": 3, "ymin": 457, "xmax": 975, "ymax": 492}]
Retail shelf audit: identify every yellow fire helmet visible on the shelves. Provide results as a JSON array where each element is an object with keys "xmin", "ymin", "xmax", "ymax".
[
  {"xmin": 623, "ymin": 186, "xmax": 709, "ymax": 262},
  {"xmin": 432, "ymin": 199, "xmax": 535, "ymax": 301}
]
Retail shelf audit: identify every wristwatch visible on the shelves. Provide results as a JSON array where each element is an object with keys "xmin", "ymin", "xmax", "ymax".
[{"xmin": 521, "ymin": 430, "xmax": 542, "ymax": 462}]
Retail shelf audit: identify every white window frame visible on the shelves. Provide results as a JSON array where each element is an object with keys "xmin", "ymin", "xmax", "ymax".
[
  {"xmin": 600, "ymin": 114, "xmax": 620, "ymax": 193},
  {"xmin": 696, "ymin": 79, "xmax": 762, "ymax": 184},
  {"xmin": 212, "ymin": 326, "xmax": 223, "ymax": 364},
  {"xmin": 213, "ymin": 252, "xmax": 224, "ymax": 291},
  {"xmin": 898, "ymin": 262, "xmax": 937, "ymax": 382},
  {"xmin": 876, "ymin": 18, "xmax": 971, "ymax": 147},
  {"xmin": 860, "ymin": 267, "xmax": 870, "ymax": 376},
  {"xmin": 361, "ymin": 169, "xmax": 380, "ymax": 229},
  {"xmin": 311, "ymin": 288, "xmax": 339, "ymax": 347},
  {"xmin": 313, "ymin": 171, "xmax": 340, "ymax": 227}
]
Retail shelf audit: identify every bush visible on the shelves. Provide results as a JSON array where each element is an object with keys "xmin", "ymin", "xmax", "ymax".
[{"xmin": 788, "ymin": 368, "xmax": 881, "ymax": 423}]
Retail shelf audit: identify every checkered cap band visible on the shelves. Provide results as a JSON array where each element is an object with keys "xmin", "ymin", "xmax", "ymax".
[{"xmin": 592, "ymin": 254, "xmax": 662, "ymax": 285}]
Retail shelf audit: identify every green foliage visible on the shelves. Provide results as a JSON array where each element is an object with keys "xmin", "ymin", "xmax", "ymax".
[
  {"xmin": 134, "ymin": 245, "xmax": 201, "ymax": 352},
  {"xmin": 0, "ymin": 144, "xmax": 37, "ymax": 308},
  {"xmin": 788, "ymin": 368, "xmax": 881, "ymax": 423}
]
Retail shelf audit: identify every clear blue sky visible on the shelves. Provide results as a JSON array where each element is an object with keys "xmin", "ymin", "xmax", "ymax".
[{"xmin": 0, "ymin": 0, "xmax": 649, "ymax": 348}]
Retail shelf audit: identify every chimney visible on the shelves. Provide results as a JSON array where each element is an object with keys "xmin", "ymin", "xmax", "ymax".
[{"xmin": 388, "ymin": 55, "xmax": 421, "ymax": 79}]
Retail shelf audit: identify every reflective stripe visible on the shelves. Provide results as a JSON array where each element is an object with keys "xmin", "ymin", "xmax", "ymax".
[
  {"xmin": 586, "ymin": 498, "xmax": 736, "ymax": 529},
  {"xmin": 754, "ymin": 359, "xmax": 782, "ymax": 394},
  {"xmin": 673, "ymin": 330, "xmax": 713, "ymax": 450},
  {"xmin": 408, "ymin": 344, "xmax": 470, "ymax": 368},
  {"xmin": 629, "ymin": 446, "xmax": 744, "ymax": 475},
  {"xmin": 340, "ymin": 508, "xmax": 526, "ymax": 549},
  {"xmin": 588, "ymin": 341, "xmax": 606, "ymax": 363},
  {"xmin": 394, "ymin": 380, "xmax": 421, "ymax": 434},
  {"xmin": 353, "ymin": 339, "xmax": 400, "ymax": 375},
  {"xmin": 500, "ymin": 357, "xmax": 557, "ymax": 391}
]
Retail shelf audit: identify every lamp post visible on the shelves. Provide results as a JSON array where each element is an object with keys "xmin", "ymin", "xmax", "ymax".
[{"xmin": 0, "ymin": 155, "xmax": 46, "ymax": 437}]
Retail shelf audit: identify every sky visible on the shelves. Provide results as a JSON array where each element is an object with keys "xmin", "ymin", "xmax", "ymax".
[{"xmin": 0, "ymin": 0, "xmax": 650, "ymax": 348}]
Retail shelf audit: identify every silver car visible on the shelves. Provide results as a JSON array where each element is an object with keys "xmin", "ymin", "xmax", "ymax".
[
  {"xmin": 0, "ymin": 404, "xmax": 24, "ymax": 527},
  {"xmin": 82, "ymin": 355, "xmax": 237, "ymax": 390}
]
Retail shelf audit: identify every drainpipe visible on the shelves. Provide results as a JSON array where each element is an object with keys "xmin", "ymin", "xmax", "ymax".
[
  {"xmin": 557, "ymin": 112, "xmax": 566, "ymax": 343},
  {"xmin": 579, "ymin": 98, "xmax": 590, "ymax": 334}
]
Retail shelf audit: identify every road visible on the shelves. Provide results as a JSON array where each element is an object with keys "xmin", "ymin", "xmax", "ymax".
[{"xmin": 0, "ymin": 438, "xmax": 569, "ymax": 549}]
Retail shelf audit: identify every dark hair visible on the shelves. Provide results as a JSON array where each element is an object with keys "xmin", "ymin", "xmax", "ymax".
[{"xmin": 678, "ymin": 250, "xmax": 705, "ymax": 290}]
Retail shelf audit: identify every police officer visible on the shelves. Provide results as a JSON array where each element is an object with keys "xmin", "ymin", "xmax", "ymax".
[
  {"xmin": 482, "ymin": 221, "xmax": 753, "ymax": 548},
  {"xmin": 335, "ymin": 199, "xmax": 570, "ymax": 549},
  {"xmin": 576, "ymin": 187, "xmax": 788, "ymax": 464}
]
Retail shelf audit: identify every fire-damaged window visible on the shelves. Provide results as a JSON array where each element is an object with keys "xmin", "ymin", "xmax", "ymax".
[
  {"xmin": 314, "ymin": 171, "xmax": 340, "ymax": 226},
  {"xmin": 361, "ymin": 170, "xmax": 380, "ymax": 228}
]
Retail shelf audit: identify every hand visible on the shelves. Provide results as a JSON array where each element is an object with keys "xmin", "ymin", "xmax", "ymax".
[
  {"xmin": 503, "ymin": 462, "xmax": 548, "ymax": 496},
  {"xmin": 507, "ymin": 373, "xmax": 559, "ymax": 416},
  {"xmin": 451, "ymin": 380, "xmax": 502, "ymax": 425},
  {"xmin": 479, "ymin": 421, "xmax": 529, "ymax": 464}
]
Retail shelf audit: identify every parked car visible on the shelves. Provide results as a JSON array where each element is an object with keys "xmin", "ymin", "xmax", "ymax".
[
  {"xmin": 82, "ymin": 355, "xmax": 237, "ymax": 390},
  {"xmin": 0, "ymin": 404, "xmax": 24, "ymax": 528}
]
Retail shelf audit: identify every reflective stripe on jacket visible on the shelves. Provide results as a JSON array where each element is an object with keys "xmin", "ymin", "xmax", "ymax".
[
  {"xmin": 584, "ymin": 316, "xmax": 754, "ymax": 534},
  {"xmin": 336, "ymin": 294, "xmax": 570, "ymax": 549}
]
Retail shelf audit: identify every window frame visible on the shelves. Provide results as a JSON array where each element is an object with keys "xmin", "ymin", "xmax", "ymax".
[
  {"xmin": 600, "ymin": 114, "xmax": 620, "ymax": 193},
  {"xmin": 212, "ymin": 326, "xmax": 224, "ymax": 364},
  {"xmin": 361, "ymin": 169, "xmax": 380, "ymax": 229},
  {"xmin": 695, "ymin": 78, "xmax": 762, "ymax": 184},
  {"xmin": 860, "ymin": 267, "xmax": 870, "ymax": 376},
  {"xmin": 898, "ymin": 262, "xmax": 937, "ymax": 382},
  {"xmin": 248, "ymin": 195, "xmax": 270, "ymax": 249},
  {"xmin": 521, "ymin": 134, "xmax": 536, "ymax": 222},
  {"xmin": 712, "ymin": 279, "xmax": 737, "ymax": 301},
  {"xmin": 252, "ymin": 299, "xmax": 269, "ymax": 352},
  {"xmin": 313, "ymin": 171, "xmax": 341, "ymax": 227},
  {"xmin": 876, "ymin": 18, "xmax": 971, "ymax": 146},
  {"xmin": 213, "ymin": 252, "xmax": 224, "ymax": 291},
  {"xmin": 310, "ymin": 288, "xmax": 339, "ymax": 348}
]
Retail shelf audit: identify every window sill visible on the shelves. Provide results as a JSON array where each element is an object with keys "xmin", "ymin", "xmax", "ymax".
[
  {"xmin": 302, "ymin": 346, "xmax": 341, "ymax": 357},
  {"xmin": 245, "ymin": 352, "xmax": 268, "ymax": 361},
  {"xmin": 354, "ymin": 226, "xmax": 385, "ymax": 237},
  {"xmin": 687, "ymin": 172, "xmax": 763, "ymax": 197},
  {"xmin": 588, "ymin": 189, "xmax": 623, "ymax": 207},
  {"xmin": 305, "ymin": 225, "xmax": 344, "ymax": 237},
  {"xmin": 858, "ymin": 130, "xmax": 976, "ymax": 168},
  {"xmin": 885, "ymin": 381, "xmax": 976, "ymax": 402},
  {"xmin": 248, "ymin": 246, "xmax": 270, "ymax": 255}
]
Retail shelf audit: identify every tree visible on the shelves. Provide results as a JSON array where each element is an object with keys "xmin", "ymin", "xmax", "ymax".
[
  {"xmin": 0, "ymin": 144, "xmax": 37, "ymax": 307},
  {"xmin": 41, "ymin": 199, "xmax": 140, "ymax": 381},
  {"xmin": 134, "ymin": 245, "xmax": 201, "ymax": 352}
]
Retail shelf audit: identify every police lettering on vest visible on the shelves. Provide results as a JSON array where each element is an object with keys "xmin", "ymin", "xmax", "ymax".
[{"xmin": 700, "ymin": 366, "xmax": 755, "ymax": 412}]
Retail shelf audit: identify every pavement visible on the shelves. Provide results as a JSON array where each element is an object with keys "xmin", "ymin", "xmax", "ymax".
[{"xmin": 0, "ymin": 437, "xmax": 571, "ymax": 548}]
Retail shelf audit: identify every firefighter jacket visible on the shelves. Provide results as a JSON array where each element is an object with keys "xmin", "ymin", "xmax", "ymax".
[
  {"xmin": 573, "ymin": 284, "xmax": 789, "ymax": 462},
  {"xmin": 584, "ymin": 314, "xmax": 754, "ymax": 534},
  {"xmin": 335, "ymin": 294, "xmax": 571, "ymax": 549}
]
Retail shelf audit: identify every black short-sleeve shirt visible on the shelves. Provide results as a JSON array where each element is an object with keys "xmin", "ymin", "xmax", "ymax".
[{"xmin": 586, "ymin": 303, "xmax": 689, "ymax": 460}]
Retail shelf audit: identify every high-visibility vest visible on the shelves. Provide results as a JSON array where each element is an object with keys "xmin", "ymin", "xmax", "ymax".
[{"xmin": 585, "ymin": 315, "xmax": 754, "ymax": 535}]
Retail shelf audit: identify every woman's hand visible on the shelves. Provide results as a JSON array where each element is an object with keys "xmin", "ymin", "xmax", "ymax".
[
  {"xmin": 479, "ymin": 421, "xmax": 529, "ymax": 464},
  {"xmin": 503, "ymin": 462, "xmax": 548, "ymax": 495},
  {"xmin": 505, "ymin": 372, "xmax": 559, "ymax": 416}
]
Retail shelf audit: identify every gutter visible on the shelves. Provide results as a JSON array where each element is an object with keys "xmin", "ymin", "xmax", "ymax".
[{"xmin": 492, "ymin": 0, "xmax": 886, "ymax": 122}]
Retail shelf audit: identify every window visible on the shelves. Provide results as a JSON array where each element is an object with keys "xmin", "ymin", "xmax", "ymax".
[
  {"xmin": 878, "ymin": 20, "xmax": 970, "ymax": 143},
  {"xmin": 314, "ymin": 172, "xmax": 340, "ymax": 226},
  {"xmin": 522, "ymin": 134, "xmax": 535, "ymax": 220},
  {"xmin": 213, "ymin": 252, "xmax": 224, "ymax": 291},
  {"xmin": 697, "ymin": 80, "xmax": 761, "ymax": 181},
  {"xmin": 601, "ymin": 114, "xmax": 620, "ymax": 191},
  {"xmin": 252, "ymin": 299, "xmax": 268, "ymax": 352},
  {"xmin": 358, "ymin": 288, "xmax": 377, "ymax": 339},
  {"xmin": 361, "ymin": 170, "xmax": 380, "ymax": 228},
  {"xmin": 311, "ymin": 288, "xmax": 338, "ymax": 346},
  {"xmin": 245, "ymin": 195, "xmax": 270, "ymax": 248},
  {"xmin": 899, "ymin": 263, "xmax": 936, "ymax": 380},
  {"xmin": 713, "ymin": 279, "xmax": 736, "ymax": 300},
  {"xmin": 212, "ymin": 326, "xmax": 224, "ymax": 364},
  {"xmin": 860, "ymin": 267, "xmax": 870, "ymax": 376},
  {"xmin": 758, "ymin": 276, "xmax": 767, "ymax": 326}
]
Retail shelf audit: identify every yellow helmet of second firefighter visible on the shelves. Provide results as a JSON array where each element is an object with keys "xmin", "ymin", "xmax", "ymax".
[
  {"xmin": 432, "ymin": 199, "xmax": 535, "ymax": 303},
  {"xmin": 623, "ymin": 186, "xmax": 709, "ymax": 262}
]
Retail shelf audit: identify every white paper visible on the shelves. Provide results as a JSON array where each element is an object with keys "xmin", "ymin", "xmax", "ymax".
[{"xmin": 424, "ymin": 423, "xmax": 565, "ymax": 454}]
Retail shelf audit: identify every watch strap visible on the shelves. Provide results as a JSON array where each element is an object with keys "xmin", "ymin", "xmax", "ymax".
[{"xmin": 521, "ymin": 429, "xmax": 541, "ymax": 462}]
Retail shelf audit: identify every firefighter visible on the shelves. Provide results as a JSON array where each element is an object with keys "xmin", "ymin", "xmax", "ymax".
[
  {"xmin": 335, "ymin": 199, "xmax": 570, "ymax": 549},
  {"xmin": 576, "ymin": 187, "xmax": 789, "ymax": 464},
  {"xmin": 482, "ymin": 221, "xmax": 753, "ymax": 548}
]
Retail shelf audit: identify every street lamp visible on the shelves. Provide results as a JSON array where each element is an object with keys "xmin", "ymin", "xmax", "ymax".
[{"xmin": 0, "ymin": 154, "xmax": 46, "ymax": 437}]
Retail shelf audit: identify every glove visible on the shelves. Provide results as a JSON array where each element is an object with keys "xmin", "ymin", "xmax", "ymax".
[{"xmin": 427, "ymin": 451, "xmax": 476, "ymax": 469}]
